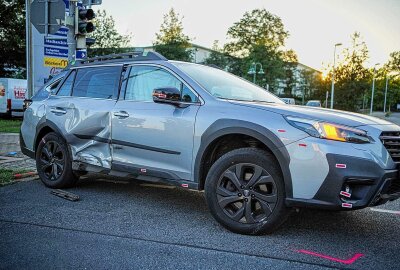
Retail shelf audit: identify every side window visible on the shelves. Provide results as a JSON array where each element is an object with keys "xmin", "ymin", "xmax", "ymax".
[
  {"xmin": 47, "ymin": 79, "xmax": 62, "ymax": 93},
  {"xmin": 72, "ymin": 66, "xmax": 121, "ymax": 99},
  {"xmin": 125, "ymin": 66, "xmax": 198, "ymax": 102},
  {"xmin": 56, "ymin": 70, "xmax": 75, "ymax": 96},
  {"xmin": 181, "ymin": 84, "xmax": 197, "ymax": 103}
]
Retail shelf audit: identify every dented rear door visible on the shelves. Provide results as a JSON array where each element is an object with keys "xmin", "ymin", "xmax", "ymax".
[{"xmin": 45, "ymin": 65, "xmax": 123, "ymax": 169}]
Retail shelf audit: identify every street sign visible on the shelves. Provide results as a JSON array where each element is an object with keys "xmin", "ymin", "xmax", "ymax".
[
  {"xmin": 76, "ymin": 50, "xmax": 87, "ymax": 60},
  {"xmin": 81, "ymin": 0, "xmax": 102, "ymax": 6},
  {"xmin": 30, "ymin": 0, "xmax": 66, "ymax": 34},
  {"xmin": 44, "ymin": 47, "xmax": 68, "ymax": 58},
  {"xmin": 44, "ymin": 38, "xmax": 68, "ymax": 47}
]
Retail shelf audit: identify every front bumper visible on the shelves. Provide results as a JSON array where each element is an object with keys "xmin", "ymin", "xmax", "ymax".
[
  {"xmin": 286, "ymin": 154, "xmax": 400, "ymax": 210},
  {"xmin": 20, "ymin": 131, "xmax": 35, "ymax": 159}
]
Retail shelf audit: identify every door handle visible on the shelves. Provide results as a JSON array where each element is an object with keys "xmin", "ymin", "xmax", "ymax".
[
  {"xmin": 113, "ymin": 111, "xmax": 130, "ymax": 118},
  {"xmin": 50, "ymin": 107, "xmax": 67, "ymax": 114}
]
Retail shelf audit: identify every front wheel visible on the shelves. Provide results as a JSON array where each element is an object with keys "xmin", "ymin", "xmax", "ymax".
[
  {"xmin": 36, "ymin": 132, "xmax": 78, "ymax": 188},
  {"xmin": 205, "ymin": 148, "xmax": 290, "ymax": 235}
]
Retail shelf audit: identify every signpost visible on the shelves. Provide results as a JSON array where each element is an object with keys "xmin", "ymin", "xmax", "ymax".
[{"xmin": 26, "ymin": 0, "xmax": 100, "ymax": 97}]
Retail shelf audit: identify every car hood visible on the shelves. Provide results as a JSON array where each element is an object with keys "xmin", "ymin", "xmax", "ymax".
[{"xmin": 230, "ymin": 100, "xmax": 393, "ymax": 127}]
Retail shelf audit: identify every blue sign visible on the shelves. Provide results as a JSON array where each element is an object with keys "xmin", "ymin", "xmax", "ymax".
[
  {"xmin": 44, "ymin": 38, "xmax": 68, "ymax": 47},
  {"xmin": 52, "ymin": 26, "xmax": 68, "ymax": 37},
  {"xmin": 76, "ymin": 50, "xmax": 87, "ymax": 60},
  {"xmin": 44, "ymin": 47, "xmax": 68, "ymax": 58},
  {"xmin": 63, "ymin": 0, "xmax": 82, "ymax": 12}
]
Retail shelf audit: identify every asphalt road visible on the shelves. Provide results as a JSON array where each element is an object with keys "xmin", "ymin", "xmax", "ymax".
[{"xmin": 0, "ymin": 178, "xmax": 399, "ymax": 270}]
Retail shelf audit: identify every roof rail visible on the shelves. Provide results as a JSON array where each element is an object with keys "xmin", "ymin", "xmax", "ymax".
[{"xmin": 75, "ymin": 51, "xmax": 167, "ymax": 65}]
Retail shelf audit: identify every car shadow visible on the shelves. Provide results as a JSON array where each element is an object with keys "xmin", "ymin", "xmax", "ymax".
[{"xmin": 72, "ymin": 176, "xmax": 397, "ymax": 242}]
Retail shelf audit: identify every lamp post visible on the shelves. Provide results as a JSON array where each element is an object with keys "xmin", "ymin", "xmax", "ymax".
[
  {"xmin": 330, "ymin": 43, "xmax": 342, "ymax": 109},
  {"xmin": 248, "ymin": 62, "xmax": 265, "ymax": 84},
  {"xmin": 384, "ymin": 76, "xmax": 389, "ymax": 113},
  {"xmin": 370, "ymin": 63, "xmax": 380, "ymax": 115}
]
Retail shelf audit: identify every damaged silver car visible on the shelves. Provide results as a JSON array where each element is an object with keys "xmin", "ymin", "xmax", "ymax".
[{"xmin": 21, "ymin": 52, "xmax": 400, "ymax": 235}]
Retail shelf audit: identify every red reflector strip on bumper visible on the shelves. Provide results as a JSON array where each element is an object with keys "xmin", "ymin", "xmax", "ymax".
[
  {"xmin": 336, "ymin": 164, "xmax": 347, "ymax": 169},
  {"xmin": 340, "ymin": 191, "xmax": 351, "ymax": 198},
  {"xmin": 342, "ymin": 203, "xmax": 352, "ymax": 208}
]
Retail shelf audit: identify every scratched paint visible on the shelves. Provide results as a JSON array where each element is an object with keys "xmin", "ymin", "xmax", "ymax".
[{"xmin": 296, "ymin": 250, "xmax": 364, "ymax": 265}]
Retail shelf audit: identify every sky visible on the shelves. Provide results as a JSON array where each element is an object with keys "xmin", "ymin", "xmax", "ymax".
[{"xmin": 95, "ymin": 0, "xmax": 400, "ymax": 70}]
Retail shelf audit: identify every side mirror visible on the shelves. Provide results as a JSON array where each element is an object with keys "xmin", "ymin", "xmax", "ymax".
[
  {"xmin": 153, "ymin": 87, "xmax": 187, "ymax": 107},
  {"xmin": 23, "ymin": 99, "xmax": 32, "ymax": 111}
]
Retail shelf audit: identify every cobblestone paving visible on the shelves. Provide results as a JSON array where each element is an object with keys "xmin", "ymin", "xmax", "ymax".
[{"xmin": 0, "ymin": 133, "xmax": 36, "ymax": 172}]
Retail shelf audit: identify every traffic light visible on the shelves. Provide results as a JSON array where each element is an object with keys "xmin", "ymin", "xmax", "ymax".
[
  {"xmin": 86, "ymin": 37, "xmax": 96, "ymax": 47},
  {"xmin": 75, "ymin": 7, "xmax": 95, "ymax": 35}
]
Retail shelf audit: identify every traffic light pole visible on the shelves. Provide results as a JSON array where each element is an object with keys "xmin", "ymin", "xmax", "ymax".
[{"xmin": 66, "ymin": 0, "xmax": 78, "ymax": 64}]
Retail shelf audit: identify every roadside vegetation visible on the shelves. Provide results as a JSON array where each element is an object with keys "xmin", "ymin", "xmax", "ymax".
[
  {"xmin": 0, "ymin": 119, "xmax": 22, "ymax": 133},
  {"xmin": 0, "ymin": 168, "xmax": 30, "ymax": 186}
]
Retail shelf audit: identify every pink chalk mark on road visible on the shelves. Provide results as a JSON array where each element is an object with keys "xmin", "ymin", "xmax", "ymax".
[{"xmin": 296, "ymin": 249, "xmax": 364, "ymax": 265}]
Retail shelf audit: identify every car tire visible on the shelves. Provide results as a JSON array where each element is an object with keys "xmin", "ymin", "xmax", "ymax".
[
  {"xmin": 36, "ymin": 132, "xmax": 79, "ymax": 188},
  {"xmin": 205, "ymin": 147, "xmax": 290, "ymax": 235}
]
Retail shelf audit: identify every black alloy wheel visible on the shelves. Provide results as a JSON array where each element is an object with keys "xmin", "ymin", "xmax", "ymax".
[
  {"xmin": 39, "ymin": 140, "xmax": 65, "ymax": 181},
  {"xmin": 36, "ymin": 132, "xmax": 78, "ymax": 188},
  {"xmin": 205, "ymin": 148, "xmax": 289, "ymax": 235},
  {"xmin": 217, "ymin": 163, "xmax": 277, "ymax": 224}
]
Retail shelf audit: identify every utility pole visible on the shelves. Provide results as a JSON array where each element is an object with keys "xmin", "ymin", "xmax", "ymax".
[
  {"xmin": 26, "ymin": 0, "xmax": 33, "ymax": 98},
  {"xmin": 330, "ymin": 43, "xmax": 342, "ymax": 109},
  {"xmin": 325, "ymin": 91, "xmax": 328, "ymax": 108},
  {"xmin": 66, "ymin": 0, "xmax": 78, "ymax": 64},
  {"xmin": 384, "ymin": 76, "xmax": 389, "ymax": 113},
  {"xmin": 370, "ymin": 64, "xmax": 379, "ymax": 115}
]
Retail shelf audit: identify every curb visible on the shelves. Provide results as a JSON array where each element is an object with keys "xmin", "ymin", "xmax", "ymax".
[{"xmin": 14, "ymin": 171, "xmax": 38, "ymax": 179}]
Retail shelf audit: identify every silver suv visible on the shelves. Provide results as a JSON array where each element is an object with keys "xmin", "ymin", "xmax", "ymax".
[{"xmin": 21, "ymin": 52, "xmax": 400, "ymax": 235}]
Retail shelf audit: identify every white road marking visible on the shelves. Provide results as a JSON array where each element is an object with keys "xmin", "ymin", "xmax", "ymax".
[{"xmin": 370, "ymin": 208, "xmax": 400, "ymax": 215}]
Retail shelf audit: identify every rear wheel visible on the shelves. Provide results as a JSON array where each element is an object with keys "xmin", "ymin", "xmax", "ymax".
[
  {"xmin": 205, "ymin": 148, "xmax": 289, "ymax": 235},
  {"xmin": 36, "ymin": 132, "xmax": 78, "ymax": 188}
]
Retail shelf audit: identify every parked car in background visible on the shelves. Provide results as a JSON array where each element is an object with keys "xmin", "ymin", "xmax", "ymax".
[
  {"xmin": 20, "ymin": 52, "xmax": 400, "ymax": 235},
  {"xmin": 306, "ymin": 100, "xmax": 322, "ymax": 107},
  {"xmin": 281, "ymin": 98, "xmax": 296, "ymax": 105},
  {"xmin": 0, "ymin": 78, "xmax": 27, "ymax": 117}
]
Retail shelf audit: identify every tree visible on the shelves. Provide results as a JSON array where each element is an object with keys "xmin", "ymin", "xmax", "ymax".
[
  {"xmin": 298, "ymin": 68, "xmax": 324, "ymax": 104},
  {"xmin": 224, "ymin": 9, "xmax": 288, "ymax": 57},
  {"xmin": 282, "ymin": 50, "xmax": 298, "ymax": 97},
  {"xmin": 386, "ymin": 51, "xmax": 400, "ymax": 72},
  {"xmin": 88, "ymin": 10, "xmax": 131, "ymax": 56},
  {"xmin": 204, "ymin": 41, "xmax": 229, "ymax": 69},
  {"xmin": 326, "ymin": 32, "xmax": 371, "ymax": 111},
  {"xmin": 245, "ymin": 44, "xmax": 285, "ymax": 91},
  {"xmin": 224, "ymin": 9, "xmax": 289, "ymax": 91},
  {"xmin": 0, "ymin": 0, "xmax": 26, "ymax": 78},
  {"xmin": 153, "ymin": 8, "xmax": 192, "ymax": 61}
]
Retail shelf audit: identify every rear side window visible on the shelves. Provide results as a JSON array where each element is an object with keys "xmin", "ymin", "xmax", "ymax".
[
  {"xmin": 32, "ymin": 79, "xmax": 62, "ymax": 101},
  {"xmin": 72, "ymin": 66, "xmax": 121, "ymax": 99},
  {"xmin": 56, "ymin": 70, "xmax": 76, "ymax": 96}
]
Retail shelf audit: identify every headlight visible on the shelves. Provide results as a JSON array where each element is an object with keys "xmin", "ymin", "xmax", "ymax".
[{"xmin": 285, "ymin": 116, "xmax": 371, "ymax": 144}]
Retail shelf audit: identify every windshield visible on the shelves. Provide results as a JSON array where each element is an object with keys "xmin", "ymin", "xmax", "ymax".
[{"xmin": 173, "ymin": 62, "xmax": 284, "ymax": 103}]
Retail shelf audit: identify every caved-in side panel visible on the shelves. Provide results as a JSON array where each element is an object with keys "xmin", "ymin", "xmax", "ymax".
[{"xmin": 45, "ymin": 96, "xmax": 116, "ymax": 169}]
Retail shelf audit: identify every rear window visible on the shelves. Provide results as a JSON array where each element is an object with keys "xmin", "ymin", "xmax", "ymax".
[{"xmin": 72, "ymin": 66, "xmax": 121, "ymax": 99}]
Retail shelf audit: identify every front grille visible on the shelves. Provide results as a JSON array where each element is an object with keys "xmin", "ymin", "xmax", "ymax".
[
  {"xmin": 380, "ymin": 131, "xmax": 400, "ymax": 164},
  {"xmin": 388, "ymin": 178, "xmax": 400, "ymax": 194}
]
